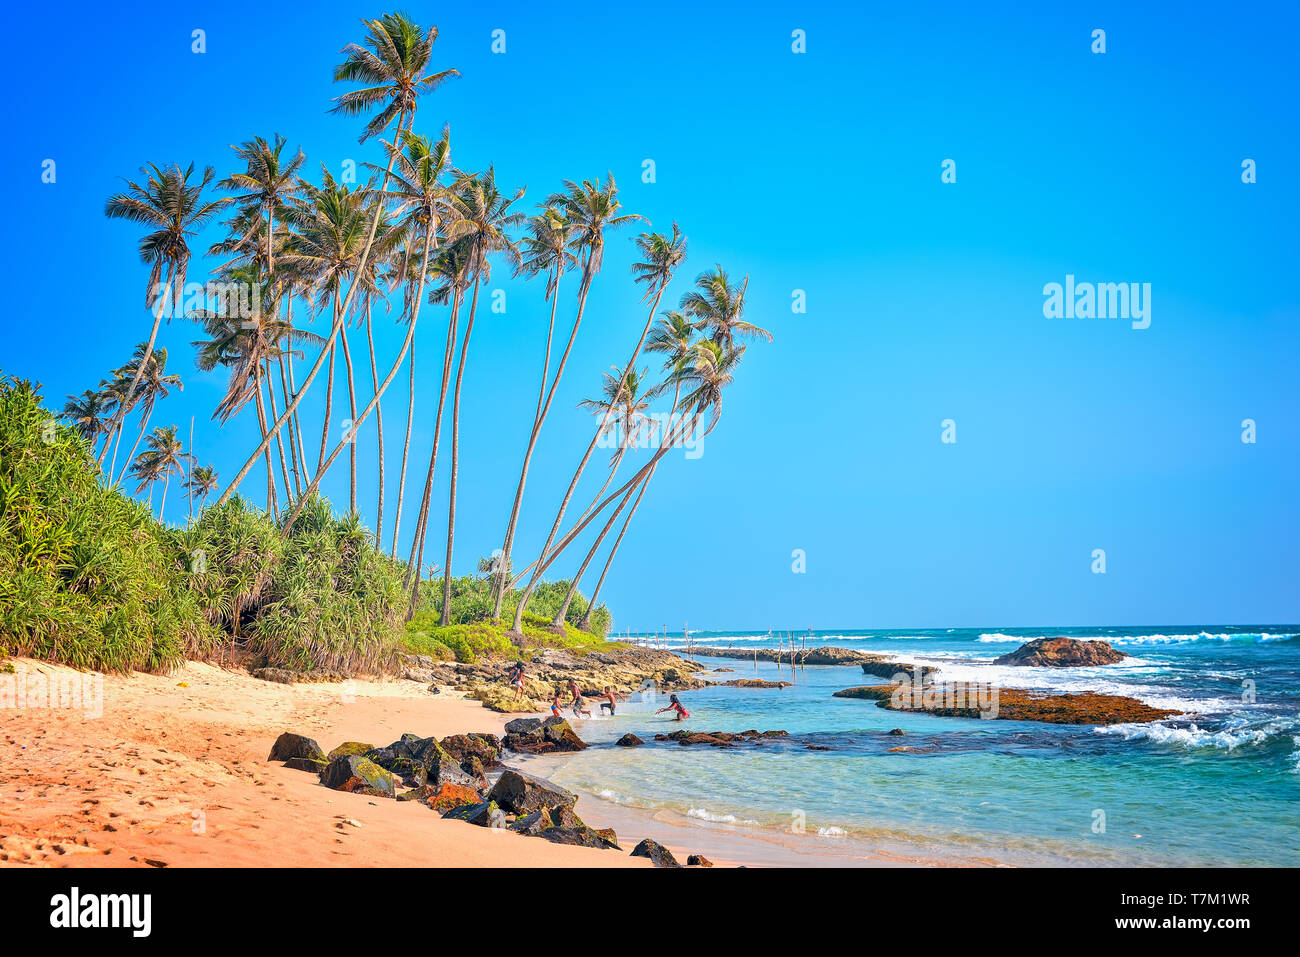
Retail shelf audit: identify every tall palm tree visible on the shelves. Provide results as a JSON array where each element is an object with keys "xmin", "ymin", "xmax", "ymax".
[
  {"xmin": 371, "ymin": 127, "xmax": 453, "ymax": 553},
  {"xmin": 550, "ymin": 365, "xmax": 654, "ymax": 627},
  {"xmin": 403, "ymin": 242, "xmax": 472, "ymax": 612},
  {"xmin": 216, "ymin": 133, "xmax": 306, "ymax": 278},
  {"xmin": 680, "ymin": 266, "xmax": 773, "ymax": 348},
  {"xmin": 438, "ymin": 168, "xmax": 524, "ymax": 625},
  {"xmin": 128, "ymin": 424, "xmax": 194, "ymax": 520},
  {"xmin": 62, "ymin": 389, "xmax": 114, "ymax": 457},
  {"xmin": 102, "ymin": 162, "xmax": 225, "ymax": 465},
  {"xmin": 487, "ymin": 205, "xmax": 578, "ymax": 615},
  {"xmin": 111, "ymin": 345, "xmax": 184, "ymax": 488},
  {"xmin": 510, "ymin": 224, "xmax": 686, "ymax": 633},
  {"xmin": 215, "ymin": 13, "xmax": 455, "ymax": 507},
  {"xmin": 529, "ymin": 338, "xmax": 750, "ymax": 587},
  {"xmin": 184, "ymin": 464, "xmax": 219, "ymax": 517}
]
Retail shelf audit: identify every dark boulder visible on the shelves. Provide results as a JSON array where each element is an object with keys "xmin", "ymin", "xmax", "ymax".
[
  {"xmin": 487, "ymin": 769, "xmax": 577, "ymax": 816},
  {"xmin": 540, "ymin": 826, "xmax": 620, "ymax": 850},
  {"xmin": 319, "ymin": 755, "xmax": 395, "ymax": 798},
  {"xmin": 442, "ymin": 800, "xmax": 506, "ymax": 828},
  {"xmin": 616, "ymin": 733, "xmax": 645, "ymax": 747},
  {"xmin": 283, "ymin": 756, "xmax": 327, "ymax": 773},
  {"xmin": 268, "ymin": 732, "xmax": 326, "ymax": 763},
  {"xmin": 503, "ymin": 717, "xmax": 543, "ymax": 735},
  {"xmin": 630, "ymin": 838, "xmax": 680, "ymax": 868},
  {"xmin": 439, "ymin": 733, "xmax": 502, "ymax": 773},
  {"xmin": 326, "ymin": 741, "xmax": 374, "ymax": 761},
  {"xmin": 503, "ymin": 716, "xmax": 587, "ymax": 754},
  {"xmin": 401, "ymin": 781, "xmax": 483, "ymax": 812},
  {"xmin": 687, "ymin": 854, "xmax": 714, "ymax": 867}
]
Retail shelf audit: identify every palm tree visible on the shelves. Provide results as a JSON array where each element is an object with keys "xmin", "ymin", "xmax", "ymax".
[
  {"xmin": 184, "ymin": 464, "xmax": 219, "ymax": 516},
  {"xmin": 403, "ymin": 242, "xmax": 472, "ymax": 612},
  {"xmin": 102, "ymin": 162, "xmax": 225, "ymax": 465},
  {"xmin": 111, "ymin": 345, "xmax": 183, "ymax": 487},
  {"xmin": 510, "ymin": 224, "xmax": 686, "ymax": 634},
  {"xmin": 681, "ymin": 266, "xmax": 773, "ymax": 348},
  {"xmin": 550, "ymin": 365, "xmax": 654, "ymax": 627},
  {"xmin": 371, "ymin": 127, "xmax": 453, "ymax": 553},
  {"xmin": 216, "ymin": 133, "xmax": 306, "ymax": 279},
  {"xmin": 128, "ymin": 424, "xmax": 194, "ymax": 520},
  {"xmin": 439, "ymin": 168, "xmax": 524, "ymax": 625},
  {"xmin": 215, "ymin": 13, "xmax": 455, "ymax": 507},
  {"xmin": 529, "ymin": 338, "xmax": 750, "ymax": 588},
  {"xmin": 62, "ymin": 389, "xmax": 114, "ymax": 457}
]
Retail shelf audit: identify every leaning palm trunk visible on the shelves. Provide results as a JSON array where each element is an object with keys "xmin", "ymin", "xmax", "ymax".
[
  {"xmin": 510, "ymin": 281, "xmax": 669, "ymax": 632},
  {"xmin": 318, "ymin": 329, "xmax": 337, "ymax": 473},
  {"xmin": 337, "ymin": 321, "xmax": 360, "ymax": 513},
  {"xmin": 577, "ymin": 469, "xmax": 652, "ymax": 631},
  {"xmin": 553, "ymin": 474, "xmax": 642, "ymax": 628},
  {"xmin": 364, "ymin": 303, "xmax": 386, "ymax": 544},
  {"xmin": 264, "ymin": 360, "xmax": 294, "ymax": 501},
  {"xmin": 276, "ymin": 353, "xmax": 303, "ymax": 496},
  {"xmin": 102, "ymin": 268, "xmax": 175, "ymax": 468},
  {"xmin": 489, "ymin": 269, "xmax": 567, "ymax": 618},
  {"xmin": 214, "ymin": 106, "xmax": 410, "ymax": 508},
  {"xmin": 116, "ymin": 401, "xmax": 155, "ymax": 487},
  {"xmin": 252, "ymin": 370, "xmax": 278, "ymax": 514},
  {"xmin": 403, "ymin": 289, "xmax": 461, "ymax": 615},
  {"xmin": 440, "ymin": 276, "xmax": 482, "ymax": 626}
]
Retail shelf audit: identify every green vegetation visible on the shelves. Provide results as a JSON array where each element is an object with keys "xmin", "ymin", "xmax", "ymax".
[{"xmin": 0, "ymin": 375, "xmax": 215, "ymax": 672}]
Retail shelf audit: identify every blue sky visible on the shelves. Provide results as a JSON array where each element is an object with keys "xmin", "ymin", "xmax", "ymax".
[{"xmin": 7, "ymin": 1, "xmax": 1298, "ymax": 630}]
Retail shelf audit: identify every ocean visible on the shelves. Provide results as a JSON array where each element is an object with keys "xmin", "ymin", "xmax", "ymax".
[{"xmin": 530, "ymin": 626, "xmax": 1300, "ymax": 866}]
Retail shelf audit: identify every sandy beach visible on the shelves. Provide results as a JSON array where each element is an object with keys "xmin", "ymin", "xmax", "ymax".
[{"xmin": 0, "ymin": 657, "xmax": 726, "ymax": 868}]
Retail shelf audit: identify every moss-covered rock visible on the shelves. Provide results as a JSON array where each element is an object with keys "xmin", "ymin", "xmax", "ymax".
[
  {"xmin": 327, "ymin": 741, "xmax": 374, "ymax": 761},
  {"xmin": 319, "ymin": 755, "xmax": 395, "ymax": 798}
]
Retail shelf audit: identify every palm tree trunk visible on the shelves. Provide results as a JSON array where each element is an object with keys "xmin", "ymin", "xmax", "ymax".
[
  {"xmin": 264, "ymin": 359, "xmax": 294, "ymax": 502},
  {"xmin": 552, "ymin": 477, "xmax": 640, "ymax": 628},
  {"xmin": 364, "ymin": 303, "xmax": 386, "ymax": 546},
  {"xmin": 577, "ymin": 467, "xmax": 652, "ymax": 631},
  {"xmin": 214, "ymin": 105, "xmax": 409, "ymax": 508},
  {"xmin": 252, "ymin": 369, "xmax": 278, "ymax": 515},
  {"xmin": 490, "ymin": 270, "xmax": 564, "ymax": 618},
  {"xmin": 159, "ymin": 472, "xmax": 170, "ymax": 521},
  {"xmin": 276, "ymin": 353, "xmax": 302, "ymax": 497},
  {"xmin": 440, "ymin": 276, "xmax": 482, "ymax": 626},
  {"xmin": 285, "ymin": 330, "xmax": 311, "ymax": 487},
  {"xmin": 102, "ymin": 267, "xmax": 174, "ymax": 467},
  {"xmin": 338, "ymin": 318, "xmax": 359, "ymax": 514},
  {"xmin": 319, "ymin": 332, "xmax": 336, "ymax": 475},
  {"xmin": 510, "ymin": 280, "xmax": 669, "ymax": 632},
  {"xmin": 404, "ymin": 289, "xmax": 460, "ymax": 615},
  {"xmin": 389, "ymin": 334, "xmax": 415, "ymax": 557}
]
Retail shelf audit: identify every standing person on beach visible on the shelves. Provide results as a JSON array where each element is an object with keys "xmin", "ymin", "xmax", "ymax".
[
  {"xmin": 567, "ymin": 678, "xmax": 591, "ymax": 718},
  {"xmin": 508, "ymin": 661, "xmax": 526, "ymax": 694},
  {"xmin": 599, "ymin": 686, "xmax": 618, "ymax": 716},
  {"xmin": 656, "ymin": 693, "xmax": 690, "ymax": 721}
]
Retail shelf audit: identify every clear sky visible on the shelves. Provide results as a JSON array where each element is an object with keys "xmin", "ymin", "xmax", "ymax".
[{"xmin": 7, "ymin": 1, "xmax": 1298, "ymax": 631}]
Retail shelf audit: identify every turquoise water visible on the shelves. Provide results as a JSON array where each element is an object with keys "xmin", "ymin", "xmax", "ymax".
[{"xmin": 548, "ymin": 626, "xmax": 1300, "ymax": 866}]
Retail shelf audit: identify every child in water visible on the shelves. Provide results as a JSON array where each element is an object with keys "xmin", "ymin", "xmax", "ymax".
[
  {"xmin": 550, "ymin": 690, "xmax": 564, "ymax": 717},
  {"xmin": 656, "ymin": 693, "xmax": 690, "ymax": 721}
]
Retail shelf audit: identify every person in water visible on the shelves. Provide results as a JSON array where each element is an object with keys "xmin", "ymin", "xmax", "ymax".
[
  {"xmin": 550, "ymin": 690, "xmax": 564, "ymax": 717},
  {"xmin": 656, "ymin": 693, "xmax": 690, "ymax": 721},
  {"xmin": 567, "ymin": 678, "xmax": 591, "ymax": 718},
  {"xmin": 599, "ymin": 686, "xmax": 618, "ymax": 716}
]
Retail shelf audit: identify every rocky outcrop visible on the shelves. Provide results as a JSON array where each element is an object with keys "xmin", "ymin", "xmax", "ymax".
[
  {"xmin": 652, "ymin": 729, "xmax": 788, "ymax": 747},
  {"xmin": 687, "ymin": 854, "xmax": 713, "ymax": 867},
  {"xmin": 400, "ymin": 781, "xmax": 483, "ymax": 812},
  {"xmin": 714, "ymin": 679, "xmax": 791, "ymax": 689},
  {"xmin": 283, "ymin": 756, "xmax": 327, "ymax": 773},
  {"xmin": 443, "ymin": 800, "xmax": 506, "ymax": 829},
  {"xmin": 366, "ymin": 735, "xmax": 480, "ymax": 789},
  {"xmin": 319, "ymin": 755, "xmax": 395, "ymax": 798},
  {"xmin": 268, "ymin": 732, "xmax": 326, "ymax": 763},
  {"xmin": 833, "ymin": 685, "xmax": 1179, "ymax": 725},
  {"xmin": 993, "ymin": 637, "xmax": 1127, "ymax": 667},
  {"xmin": 439, "ymin": 733, "xmax": 502, "ymax": 776},
  {"xmin": 630, "ymin": 838, "xmax": 680, "ymax": 868},
  {"xmin": 615, "ymin": 733, "xmax": 644, "ymax": 747}
]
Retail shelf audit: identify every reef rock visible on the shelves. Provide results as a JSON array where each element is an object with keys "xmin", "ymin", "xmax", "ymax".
[
  {"xmin": 630, "ymin": 838, "xmax": 680, "ymax": 868},
  {"xmin": 993, "ymin": 637, "xmax": 1127, "ymax": 667},
  {"xmin": 487, "ymin": 769, "xmax": 578, "ymax": 816}
]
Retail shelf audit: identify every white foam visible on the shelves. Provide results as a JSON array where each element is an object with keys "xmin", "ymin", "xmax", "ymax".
[
  {"xmin": 687, "ymin": 807, "xmax": 758, "ymax": 826},
  {"xmin": 1096, "ymin": 718, "xmax": 1299, "ymax": 751}
]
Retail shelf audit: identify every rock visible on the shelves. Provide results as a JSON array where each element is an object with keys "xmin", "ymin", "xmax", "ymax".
[
  {"xmin": 993, "ymin": 637, "xmax": 1128, "ymax": 667},
  {"xmin": 615, "ymin": 733, "xmax": 645, "ymax": 747},
  {"xmin": 268, "ymin": 732, "xmax": 326, "ymax": 763},
  {"xmin": 401, "ymin": 782, "xmax": 483, "ymax": 812},
  {"xmin": 327, "ymin": 741, "xmax": 374, "ymax": 762},
  {"xmin": 283, "ymin": 756, "xmax": 328, "ymax": 773},
  {"xmin": 630, "ymin": 838, "xmax": 680, "ymax": 868},
  {"xmin": 409, "ymin": 737, "xmax": 481, "ymax": 789},
  {"xmin": 319, "ymin": 755, "xmax": 395, "ymax": 798},
  {"xmin": 508, "ymin": 808, "xmax": 554, "ymax": 836},
  {"xmin": 503, "ymin": 717, "xmax": 543, "ymax": 735},
  {"xmin": 861, "ymin": 660, "xmax": 938, "ymax": 680},
  {"xmin": 540, "ymin": 826, "xmax": 620, "ymax": 850},
  {"xmin": 687, "ymin": 854, "xmax": 714, "ymax": 867},
  {"xmin": 443, "ymin": 800, "xmax": 506, "ymax": 828},
  {"xmin": 887, "ymin": 728, "xmax": 906, "ymax": 736},
  {"xmin": 252, "ymin": 667, "xmax": 299, "ymax": 684},
  {"xmin": 503, "ymin": 716, "xmax": 587, "ymax": 754},
  {"xmin": 488, "ymin": 769, "xmax": 578, "ymax": 816},
  {"xmin": 404, "ymin": 667, "xmax": 435, "ymax": 682},
  {"xmin": 439, "ymin": 733, "xmax": 502, "ymax": 773},
  {"xmin": 716, "ymin": 679, "xmax": 791, "ymax": 689},
  {"xmin": 805, "ymin": 745, "xmax": 832, "ymax": 751}
]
